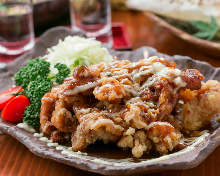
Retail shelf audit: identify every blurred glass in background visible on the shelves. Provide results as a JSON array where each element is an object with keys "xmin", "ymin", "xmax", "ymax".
[
  {"xmin": 69, "ymin": 0, "xmax": 113, "ymax": 48},
  {"xmin": 0, "ymin": 0, "xmax": 34, "ymax": 55}
]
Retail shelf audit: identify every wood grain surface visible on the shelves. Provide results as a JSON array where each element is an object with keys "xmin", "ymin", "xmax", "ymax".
[{"xmin": 0, "ymin": 10, "xmax": 220, "ymax": 176}]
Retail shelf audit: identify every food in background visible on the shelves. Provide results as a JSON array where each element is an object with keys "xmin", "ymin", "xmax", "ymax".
[{"xmin": 127, "ymin": 0, "xmax": 220, "ymax": 42}]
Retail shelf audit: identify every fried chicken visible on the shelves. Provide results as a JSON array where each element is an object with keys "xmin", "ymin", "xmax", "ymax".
[
  {"xmin": 180, "ymin": 80, "xmax": 220, "ymax": 131},
  {"xmin": 39, "ymin": 56, "xmax": 209, "ymax": 158},
  {"xmin": 148, "ymin": 122, "xmax": 182, "ymax": 154},
  {"xmin": 72, "ymin": 110, "xmax": 124, "ymax": 151}
]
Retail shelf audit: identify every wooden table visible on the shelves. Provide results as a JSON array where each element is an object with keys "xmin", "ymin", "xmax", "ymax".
[{"xmin": 1, "ymin": 10, "xmax": 220, "ymax": 176}]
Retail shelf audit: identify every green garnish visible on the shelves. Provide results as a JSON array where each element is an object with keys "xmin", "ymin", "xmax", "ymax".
[
  {"xmin": 25, "ymin": 77, "xmax": 53, "ymax": 103},
  {"xmin": 52, "ymin": 63, "xmax": 71, "ymax": 84},
  {"xmin": 23, "ymin": 104, "xmax": 41, "ymax": 130},
  {"xmin": 73, "ymin": 59, "xmax": 80, "ymax": 67},
  {"xmin": 14, "ymin": 58, "xmax": 70, "ymax": 130},
  {"xmin": 14, "ymin": 58, "xmax": 50, "ymax": 89},
  {"xmin": 189, "ymin": 16, "xmax": 219, "ymax": 40}
]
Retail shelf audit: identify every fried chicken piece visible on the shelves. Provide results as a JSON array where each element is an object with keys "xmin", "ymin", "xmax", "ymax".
[
  {"xmin": 155, "ymin": 80, "xmax": 178, "ymax": 121},
  {"xmin": 117, "ymin": 135, "xmax": 134, "ymax": 148},
  {"xmin": 181, "ymin": 80, "xmax": 220, "ymax": 131},
  {"xmin": 51, "ymin": 99, "xmax": 76, "ymax": 132},
  {"xmin": 181, "ymin": 69, "xmax": 204, "ymax": 90},
  {"xmin": 40, "ymin": 86, "xmax": 78, "ymax": 136},
  {"xmin": 117, "ymin": 129, "xmax": 152, "ymax": 158},
  {"xmin": 148, "ymin": 122, "xmax": 182, "ymax": 154},
  {"xmin": 61, "ymin": 65, "xmax": 97, "ymax": 96},
  {"xmin": 124, "ymin": 99, "xmax": 149, "ymax": 129},
  {"xmin": 132, "ymin": 130, "xmax": 152, "ymax": 158},
  {"xmin": 117, "ymin": 127, "xmax": 136, "ymax": 149},
  {"xmin": 40, "ymin": 92, "xmax": 57, "ymax": 134},
  {"xmin": 71, "ymin": 100, "xmax": 126, "ymax": 151},
  {"xmin": 93, "ymin": 77, "xmax": 127, "ymax": 102},
  {"xmin": 72, "ymin": 110, "xmax": 124, "ymax": 151},
  {"xmin": 51, "ymin": 131, "xmax": 71, "ymax": 144}
]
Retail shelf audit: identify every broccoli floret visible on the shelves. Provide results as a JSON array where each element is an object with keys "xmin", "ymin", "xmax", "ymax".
[
  {"xmin": 23, "ymin": 77, "xmax": 52, "ymax": 130},
  {"xmin": 14, "ymin": 58, "xmax": 50, "ymax": 88},
  {"xmin": 54, "ymin": 63, "xmax": 71, "ymax": 84},
  {"xmin": 23, "ymin": 104, "xmax": 41, "ymax": 130},
  {"xmin": 25, "ymin": 77, "xmax": 52, "ymax": 103},
  {"xmin": 21, "ymin": 70, "xmax": 52, "ymax": 130},
  {"xmin": 14, "ymin": 58, "xmax": 70, "ymax": 130}
]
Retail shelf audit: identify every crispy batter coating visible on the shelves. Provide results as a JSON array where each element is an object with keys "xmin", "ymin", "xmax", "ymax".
[
  {"xmin": 181, "ymin": 69, "xmax": 204, "ymax": 90},
  {"xmin": 72, "ymin": 110, "xmax": 124, "ymax": 151},
  {"xmin": 39, "ymin": 56, "xmax": 210, "ymax": 158},
  {"xmin": 93, "ymin": 77, "xmax": 127, "ymax": 102},
  {"xmin": 148, "ymin": 122, "xmax": 182, "ymax": 154},
  {"xmin": 180, "ymin": 80, "xmax": 220, "ymax": 131},
  {"xmin": 51, "ymin": 99, "xmax": 75, "ymax": 132},
  {"xmin": 40, "ymin": 92, "xmax": 56, "ymax": 135},
  {"xmin": 132, "ymin": 131, "xmax": 152, "ymax": 158}
]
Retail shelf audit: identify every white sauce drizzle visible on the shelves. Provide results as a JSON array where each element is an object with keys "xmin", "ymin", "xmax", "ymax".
[
  {"xmin": 147, "ymin": 121, "xmax": 174, "ymax": 130},
  {"xmin": 133, "ymin": 69, "xmax": 152, "ymax": 81},
  {"xmin": 124, "ymin": 85, "xmax": 138, "ymax": 96},
  {"xmin": 139, "ymin": 59, "xmax": 186, "ymax": 90},
  {"xmin": 56, "ymin": 145, "xmax": 68, "ymax": 151},
  {"xmin": 17, "ymin": 123, "xmax": 36, "ymax": 133},
  {"xmin": 64, "ymin": 82, "xmax": 97, "ymax": 95},
  {"xmin": 47, "ymin": 142, "xmax": 59, "ymax": 147},
  {"xmin": 174, "ymin": 77, "xmax": 187, "ymax": 87},
  {"xmin": 78, "ymin": 108, "xmax": 91, "ymax": 114},
  {"xmin": 39, "ymin": 137, "xmax": 52, "ymax": 143},
  {"xmin": 33, "ymin": 133, "xmax": 43, "ymax": 137}
]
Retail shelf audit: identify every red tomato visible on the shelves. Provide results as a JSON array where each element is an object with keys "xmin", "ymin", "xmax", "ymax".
[
  {"xmin": 0, "ymin": 86, "xmax": 23, "ymax": 110},
  {"xmin": 0, "ymin": 95, "xmax": 15, "ymax": 110},
  {"xmin": 1, "ymin": 95, "xmax": 30, "ymax": 123}
]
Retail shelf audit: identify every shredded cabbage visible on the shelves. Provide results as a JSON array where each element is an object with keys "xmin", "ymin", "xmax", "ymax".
[{"xmin": 44, "ymin": 36, "xmax": 113, "ymax": 74}]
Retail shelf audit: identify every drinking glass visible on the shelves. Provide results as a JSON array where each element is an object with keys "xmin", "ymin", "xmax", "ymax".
[
  {"xmin": 69, "ymin": 0, "xmax": 113, "ymax": 48},
  {"xmin": 0, "ymin": 0, "xmax": 35, "ymax": 55}
]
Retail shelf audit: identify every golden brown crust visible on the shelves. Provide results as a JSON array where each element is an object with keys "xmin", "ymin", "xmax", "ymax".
[
  {"xmin": 39, "ymin": 56, "xmax": 219, "ymax": 158},
  {"xmin": 180, "ymin": 80, "xmax": 220, "ymax": 131}
]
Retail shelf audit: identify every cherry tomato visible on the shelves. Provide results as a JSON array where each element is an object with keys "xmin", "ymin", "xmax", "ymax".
[
  {"xmin": 0, "ymin": 86, "xmax": 23, "ymax": 110},
  {"xmin": 1, "ymin": 95, "xmax": 30, "ymax": 123},
  {"xmin": 0, "ymin": 95, "xmax": 15, "ymax": 110}
]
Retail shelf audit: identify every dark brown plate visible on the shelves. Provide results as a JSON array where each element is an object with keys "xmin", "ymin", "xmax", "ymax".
[
  {"xmin": 0, "ymin": 27, "xmax": 220, "ymax": 176},
  {"xmin": 144, "ymin": 12, "xmax": 220, "ymax": 57}
]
